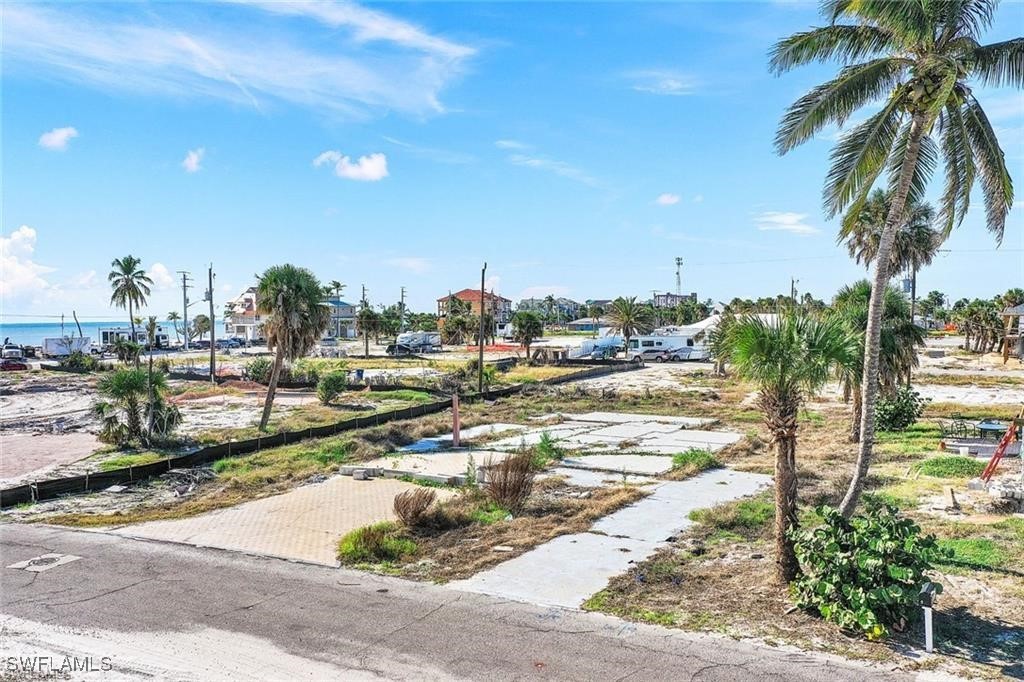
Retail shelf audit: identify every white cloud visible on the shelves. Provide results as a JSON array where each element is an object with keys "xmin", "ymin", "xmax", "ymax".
[
  {"xmin": 313, "ymin": 150, "xmax": 389, "ymax": 181},
  {"xmin": 495, "ymin": 139, "xmax": 528, "ymax": 150},
  {"xmin": 627, "ymin": 69, "xmax": 698, "ymax": 96},
  {"xmin": 4, "ymin": 4, "xmax": 473, "ymax": 119},
  {"xmin": 148, "ymin": 262, "xmax": 175, "ymax": 290},
  {"xmin": 182, "ymin": 147, "xmax": 205, "ymax": 173},
  {"xmin": 384, "ymin": 257, "xmax": 430, "ymax": 274},
  {"xmin": 38, "ymin": 126, "xmax": 78, "ymax": 151},
  {"xmin": 72, "ymin": 270, "xmax": 102, "ymax": 289},
  {"xmin": 0, "ymin": 226, "xmax": 56, "ymax": 301},
  {"xmin": 655, "ymin": 193, "xmax": 681, "ymax": 206},
  {"xmin": 754, "ymin": 211, "xmax": 820, "ymax": 236},
  {"xmin": 507, "ymin": 154, "xmax": 598, "ymax": 187}
]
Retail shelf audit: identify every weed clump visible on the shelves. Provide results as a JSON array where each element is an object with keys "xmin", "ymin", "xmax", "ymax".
[
  {"xmin": 316, "ymin": 371, "xmax": 348, "ymax": 405},
  {"xmin": 484, "ymin": 452, "xmax": 535, "ymax": 514},
  {"xmin": 394, "ymin": 488, "xmax": 437, "ymax": 527},
  {"xmin": 915, "ymin": 456, "xmax": 985, "ymax": 479},
  {"xmin": 337, "ymin": 522, "xmax": 417, "ymax": 564},
  {"xmin": 671, "ymin": 448, "xmax": 721, "ymax": 477}
]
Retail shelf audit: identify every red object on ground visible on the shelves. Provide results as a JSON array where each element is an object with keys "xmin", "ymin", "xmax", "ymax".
[
  {"xmin": 464, "ymin": 344, "xmax": 522, "ymax": 352},
  {"xmin": 980, "ymin": 414, "xmax": 1021, "ymax": 482}
]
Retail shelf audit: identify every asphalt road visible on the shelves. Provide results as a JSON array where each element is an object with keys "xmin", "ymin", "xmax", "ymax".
[{"xmin": 1, "ymin": 524, "xmax": 910, "ymax": 681}]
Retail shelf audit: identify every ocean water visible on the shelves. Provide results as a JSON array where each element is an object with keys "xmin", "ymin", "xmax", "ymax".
[{"xmin": 0, "ymin": 321, "xmax": 134, "ymax": 347}]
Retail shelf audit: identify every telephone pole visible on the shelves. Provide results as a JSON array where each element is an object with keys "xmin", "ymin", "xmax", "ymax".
[
  {"xmin": 675, "ymin": 257, "xmax": 683, "ymax": 296},
  {"xmin": 399, "ymin": 286, "xmax": 407, "ymax": 332},
  {"xmin": 791, "ymin": 277, "xmax": 799, "ymax": 304},
  {"xmin": 478, "ymin": 263, "xmax": 486, "ymax": 394},
  {"xmin": 206, "ymin": 264, "xmax": 216, "ymax": 383},
  {"xmin": 178, "ymin": 271, "xmax": 192, "ymax": 351}
]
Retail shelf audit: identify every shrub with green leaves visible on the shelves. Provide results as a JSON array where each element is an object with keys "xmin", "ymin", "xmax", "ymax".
[
  {"xmin": 60, "ymin": 351, "xmax": 99, "ymax": 371},
  {"xmin": 316, "ymin": 370, "xmax": 348, "ymax": 405},
  {"xmin": 791, "ymin": 505, "xmax": 949, "ymax": 640},
  {"xmin": 915, "ymin": 456, "xmax": 985, "ymax": 479},
  {"xmin": 337, "ymin": 522, "xmax": 417, "ymax": 564},
  {"xmin": 242, "ymin": 357, "xmax": 273, "ymax": 384},
  {"xmin": 875, "ymin": 388, "xmax": 928, "ymax": 431}
]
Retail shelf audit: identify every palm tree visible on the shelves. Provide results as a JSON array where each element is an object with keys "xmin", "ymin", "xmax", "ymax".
[
  {"xmin": 356, "ymin": 307, "xmax": 380, "ymax": 358},
  {"xmin": 720, "ymin": 312, "xmax": 857, "ymax": 582},
  {"xmin": 771, "ymin": 1, "xmax": 1017, "ymax": 518},
  {"xmin": 144, "ymin": 316, "xmax": 159, "ymax": 437},
  {"xmin": 108, "ymin": 255, "xmax": 153, "ymax": 342},
  {"xmin": 512, "ymin": 311, "xmax": 544, "ymax": 360},
  {"xmin": 256, "ymin": 265, "xmax": 331, "ymax": 431},
  {"xmin": 606, "ymin": 296, "xmax": 654, "ymax": 351},
  {"xmin": 831, "ymin": 281, "xmax": 926, "ymax": 441},
  {"xmin": 544, "ymin": 295, "xmax": 557, "ymax": 326},
  {"xmin": 167, "ymin": 312, "xmax": 182, "ymax": 343},
  {"xmin": 999, "ymin": 288, "xmax": 1024, "ymax": 309},
  {"xmin": 96, "ymin": 368, "xmax": 149, "ymax": 443},
  {"xmin": 327, "ymin": 280, "xmax": 345, "ymax": 299},
  {"xmin": 844, "ymin": 189, "xmax": 941, "ymax": 327}
]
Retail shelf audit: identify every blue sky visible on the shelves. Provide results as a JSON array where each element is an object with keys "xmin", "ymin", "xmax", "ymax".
[{"xmin": 2, "ymin": 1, "xmax": 1022, "ymax": 322}]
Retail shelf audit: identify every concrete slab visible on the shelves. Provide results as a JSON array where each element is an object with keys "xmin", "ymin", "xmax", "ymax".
[
  {"xmin": 561, "ymin": 454, "xmax": 675, "ymax": 476},
  {"xmin": 562, "ymin": 412, "xmax": 715, "ymax": 427},
  {"xmin": 108, "ymin": 477, "xmax": 453, "ymax": 566},
  {"xmin": 586, "ymin": 422, "xmax": 687, "ymax": 438},
  {"xmin": 400, "ymin": 424, "xmax": 524, "ymax": 452},
  {"xmin": 449, "ymin": 468, "xmax": 771, "ymax": 608},
  {"xmin": 364, "ymin": 449, "xmax": 513, "ymax": 478},
  {"xmin": 642, "ymin": 430, "xmax": 741, "ymax": 447},
  {"xmin": 544, "ymin": 467, "xmax": 653, "ymax": 487}
]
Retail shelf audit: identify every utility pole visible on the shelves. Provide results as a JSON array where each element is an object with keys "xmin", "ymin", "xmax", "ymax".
[
  {"xmin": 178, "ymin": 271, "xmax": 192, "ymax": 351},
  {"xmin": 651, "ymin": 289, "xmax": 660, "ymax": 328},
  {"xmin": 206, "ymin": 264, "xmax": 216, "ymax": 384},
  {"xmin": 478, "ymin": 262, "xmax": 486, "ymax": 394},
  {"xmin": 675, "ymin": 257, "xmax": 683, "ymax": 296},
  {"xmin": 361, "ymin": 284, "xmax": 367, "ymax": 309},
  {"xmin": 790, "ymin": 277, "xmax": 799, "ymax": 305},
  {"xmin": 399, "ymin": 286, "xmax": 407, "ymax": 332}
]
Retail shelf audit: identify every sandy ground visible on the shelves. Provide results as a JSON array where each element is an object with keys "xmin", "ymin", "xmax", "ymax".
[
  {"xmin": 573, "ymin": 362, "xmax": 716, "ymax": 393},
  {"xmin": 0, "ymin": 432, "xmax": 101, "ymax": 483}
]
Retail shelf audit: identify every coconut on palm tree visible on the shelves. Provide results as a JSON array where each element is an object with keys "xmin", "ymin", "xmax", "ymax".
[
  {"xmin": 771, "ymin": 0, "xmax": 1017, "ymax": 517},
  {"xmin": 108, "ymin": 255, "xmax": 153, "ymax": 342},
  {"xmin": 606, "ymin": 296, "xmax": 654, "ymax": 352},
  {"xmin": 831, "ymin": 281, "xmax": 926, "ymax": 441},
  {"xmin": 720, "ymin": 312, "xmax": 857, "ymax": 582},
  {"xmin": 256, "ymin": 265, "xmax": 331, "ymax": 431}
]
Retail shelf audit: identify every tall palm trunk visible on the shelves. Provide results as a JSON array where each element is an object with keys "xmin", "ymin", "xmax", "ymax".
[
  {"xmin": 850, "ymin": 389, "xmax": 862, "ymax": 443},
  {"xmin": 259, "ymin": 344, "xmax": 285, "ymax": 431},
  {"xmin": 146, "ymin": 348, "xmax": 155, "ymax": 440},
  {"xmin": 364, "ymin": 329, "xmax": 369, "ymax": 358},
  {"xmin": 762, "ymin": 389, "xmax": 800, "ymax": 583},
  {"xmin": 907, "ymin": 267, "xmax": 917, "ymax": 389},
  {"xmin": 839, "ymin": 113, "xmax": 926, "ymax": 518}
]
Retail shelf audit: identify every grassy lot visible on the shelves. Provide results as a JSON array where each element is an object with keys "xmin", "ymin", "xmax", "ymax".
[
  {"xmin": 915, "ymin": 372, "xmax": 1024, "ymax": 388},
  {"xmin": 582, "ymin": 399, "xmax": 1024, "ymax": 678}
]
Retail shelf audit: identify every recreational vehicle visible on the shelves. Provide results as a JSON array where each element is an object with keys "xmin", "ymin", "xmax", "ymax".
[{"xmin": 98, "ymin": 327, "xmax": 171, "ymax": 349}]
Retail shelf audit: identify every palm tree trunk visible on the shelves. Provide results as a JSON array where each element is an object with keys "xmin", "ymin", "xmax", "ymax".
[
  {"xmin": 126, "ymin": 395, "xmax": 142, "ymax": 442},
  {"xmin": 775, "ymin": 433, "xmax": 800, "ymax": 583},
  {"xmin": 129, "ymin": 299, "xmax": 135, "ymax": 340},
  {"xmin": 907, "ymin": 268, "xmax": 917, "ymax": 389},
  {"xmin": 839, "ymin": 113, "xmax": 927, "ymax": 519},
  {"xmin": 364, "ymin": 329, "xmax": 369, "ymax": 358},
  {"xmin": 259, "ymin": 345, "xmax": 285, "ymax": 431},
  {"xmin": 146, "ymin": 348, "xmax": 155, "ymax": 440},
  {"xmin": 850, "ymin": 390, "xmax": 862, "ymax": 443}
]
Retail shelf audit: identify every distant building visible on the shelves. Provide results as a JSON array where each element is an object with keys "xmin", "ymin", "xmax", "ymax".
[
  {"xmin": 566, "ymin": 317, "xmax": 608, "ymax": 332},
  {"xmin": 652, "ymin": 292, "xmax": 697, "ymax": 308},
  {"xmin": 437, "ymin": 288, "xmax": 513, "ymax": 324},
  {"xmin": 517, "ymin": 296, "xmax": 581, "ymax": 321},
  {"xmin": 224, "ymin": 287, "xmax": 356, "ymax": 340},
  {"xmin": 585, "ymin": 299, "xmax": 613, "ymax": 309}
]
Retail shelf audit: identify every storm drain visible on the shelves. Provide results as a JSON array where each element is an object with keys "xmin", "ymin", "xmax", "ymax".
[{"xmin": 7, "ymin": 554, "xmax": 82, "ymax": 573}]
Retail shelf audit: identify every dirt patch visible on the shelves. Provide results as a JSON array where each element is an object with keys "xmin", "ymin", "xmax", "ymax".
[{"xmin": 0, "ymin": 432, "xmax": 101, "ymax": 484}]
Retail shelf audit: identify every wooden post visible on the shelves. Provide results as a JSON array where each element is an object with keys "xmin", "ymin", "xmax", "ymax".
[{"xmin": 452, "ymin": 393, "xmax": 461, "ymax": 448}]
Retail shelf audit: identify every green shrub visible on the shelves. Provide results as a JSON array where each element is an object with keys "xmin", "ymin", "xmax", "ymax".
[
  {"xmin": 672, "ymin": 448, "xmax": 721, "ymax": 476},
  {"xmin": 531, "ymin": 431, "xmax": 565, "ymax": 468},
  {"xmin": 316, "ymin": 370, "xmax": 348, "ymax": 405},
  {"xmin": 243, "ymin": 357, "xmax": 273, "ymax": 383},
  {"xmin": 791, "ymin": 505, "xmax": 949, "ymax": 640},
  {"xmin": 875, "ymin": 388, "xmax": 928, "ymax": 431},
  {"xmin": 915, "ymin": 456, "xmax": 985, "ymax": 479},
  {"xmin": 469, "ymin": 502, "xmax": 511, "ymax": 525},
  {"xmin": 59, "ymin": 351, "xmax": 99, "ymax": 371},
  {"xmin": 936, "ymin": 538, "xmax": 1007, "ymax": 569},
  {"xmin": 337, "ymin": 522, "xmax": 417, "ymax": 564}
]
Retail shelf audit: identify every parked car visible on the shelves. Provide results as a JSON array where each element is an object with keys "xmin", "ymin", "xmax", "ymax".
[
  {"xmin": 590, "ymin": 346, "xmax": 618, "ymax": 360},
  {"xmin": 386, "ymin": 343, "xmax": 416, "ymax": 356},
  {"xmin": 630, "ymin": 347, "xmax": 674, "ymax": 363},
  {"xmin": 191, "ymin": 340, "xmax": 211, "ymax": 350},
  {"xmin": 1, "ymin": 358, "xmax": 29, "ymax": 371},
  {"xmin": 216, "ymin": 338, "xmax": 240, "ymax": 349}
]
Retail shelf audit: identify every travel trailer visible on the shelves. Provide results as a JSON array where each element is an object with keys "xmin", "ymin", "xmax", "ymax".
[
  {"xmin": 625, "ymin": 323, "xmax": 713, "ymax": 362},
  {"xmin": 98, "ymin": 326, "xmax": 171, "ymax": 349},
  {"xmin": 395, "ymin": 331, "xmax": 442, "ymax": 352}
]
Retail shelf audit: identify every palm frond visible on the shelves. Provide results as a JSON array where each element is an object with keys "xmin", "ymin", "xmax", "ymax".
[
  {"xmin": 970, "ymin": 38, "xmax": 1024, "ymax": 87},
  {"xmin": 961, "ymin": 96, "xmax": 1014, "ymax": 243},
  {"xmin": 823, "ymin": 0, "xmax": 932, "ymax": 44},
  {"xmin": 936, "ymin": 101, "xmax": 975, "ymax": 236},
  {"xmin": 775, "ymin": 58, "xmax": 909, "ymax": 154},
  {"xmin": 825, "ymin": 96, "xmax": 906, "ymax": 220},
  {"xmin": 886, "ymin": 118, "xmax": 939, "ymax": 207},
  {"xmin": 769, "ymin": 24, "xmax": 900, "ymax": 74}
]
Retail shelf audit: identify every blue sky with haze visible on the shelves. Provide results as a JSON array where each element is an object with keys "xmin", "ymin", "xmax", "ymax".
[{"xmin": 2, "ymin": 1, "xmax": 1021, "ymax": 321}]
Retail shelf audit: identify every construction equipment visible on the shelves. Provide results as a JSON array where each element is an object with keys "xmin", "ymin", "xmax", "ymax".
[{"xmin": 980, "ymin": 405, "xmax": 1024, "ymax": 482}]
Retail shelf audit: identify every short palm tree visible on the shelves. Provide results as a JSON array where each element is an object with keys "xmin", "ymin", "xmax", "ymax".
[
  {"xmin": 96, "ymin": 368, "xmax": 149, "ymax": 443},
  {"xmin": 511, "ymin": 311, "xmax": 544, "ymax": 360},
  {"xmin": 109, "ymin": 255, "xmax": 153, "ymax": 343},
  {"xmin": 256, "ymin": 265, "xmax": 331, "ymax": 431},
  {"xmin": 771, "ymin": 0, "xmax": 1018, "ymax": 517},
  {"xmin": 720, "ymin": 312, "xmax": 857, "ymax": 583},
  {"xmin": 606, "ymin": 297, "xmax": 654, "ymax": 351},
  {"xmin": 844, "ymin": 189, "xmax": 941, "ymax": 324},
  {"xmin": 356, "ymin": 307, "xmax": 381, "ymax": 358},
  {"xmin": 831, "ymin": 281, "xmax": 925, "ymax": 441}
]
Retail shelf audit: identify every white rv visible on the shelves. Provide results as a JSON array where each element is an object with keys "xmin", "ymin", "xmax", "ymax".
[
  {"xmin": 625, "ymin": 325, "xmax": 711, "ymax": 362},
  {"xmin": 395, "ymin": 331, "xmax": 442, "ymax": 352},
  {"xmin": 98, "ymin": 327, "xmax": 170, "ymax": 349}
]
